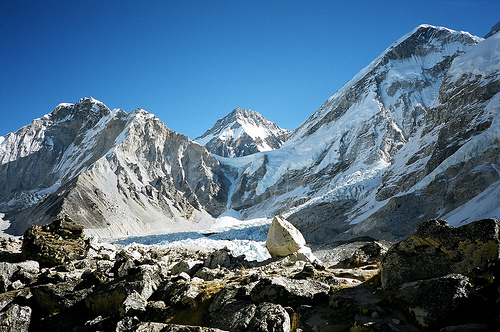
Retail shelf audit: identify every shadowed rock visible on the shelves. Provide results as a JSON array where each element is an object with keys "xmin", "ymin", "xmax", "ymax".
[{"xmin": 381, "ymin": 218, "xmax": 500, "ymax": 289}]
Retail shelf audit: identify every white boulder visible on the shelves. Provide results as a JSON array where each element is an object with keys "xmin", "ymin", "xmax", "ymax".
[{"xmin": 266, "ymin": 216, "xmax": 307, "ymax": 258}]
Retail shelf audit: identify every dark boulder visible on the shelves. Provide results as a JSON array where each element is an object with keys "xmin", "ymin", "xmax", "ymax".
[
  {"xmin": 85, "ymin": 266, "xmax": 160, "ymax": 317},
  {"xmin": 381, "ymin": 218, "xmax": 500, "ymax": 289},
  {"xmin": 250, "ymin": 276, "xmax": 329, "ymax": 306},
  {"xmin": 210, "ymin": 300, "xmax": 290, "ymax": 332},
  {"xmin": 394, "ymin": 274, "xmax": 488, "ymax": 329},
  {"xmin": 31, "ymin": 279, "xmax": 93, "ymax": 315}
]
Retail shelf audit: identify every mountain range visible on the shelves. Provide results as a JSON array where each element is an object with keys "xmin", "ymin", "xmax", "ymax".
[{"xmin": 1, "ymin": 23, "xmax": 499, "ymax": 242}]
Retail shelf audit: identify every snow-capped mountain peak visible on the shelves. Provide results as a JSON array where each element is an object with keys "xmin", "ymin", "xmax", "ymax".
[{"xmin": 195, "ymin": 108, "xmax": 290, "ymax": 157}]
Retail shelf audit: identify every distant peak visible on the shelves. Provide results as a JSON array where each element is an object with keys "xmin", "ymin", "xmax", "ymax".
[{"xmin": 75, "ymin": 97, "xmax": 107, "ymax": 108}]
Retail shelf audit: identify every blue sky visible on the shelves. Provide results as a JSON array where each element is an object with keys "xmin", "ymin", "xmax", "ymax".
[{"xmin": 1, "ymin": 1, "xmax": 499, "ymax": 139}]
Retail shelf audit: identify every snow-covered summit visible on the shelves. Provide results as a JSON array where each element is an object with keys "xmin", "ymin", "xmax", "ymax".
[{"xmin": 195, "ymin": 108, "xmax": 290, "ymax": 157}]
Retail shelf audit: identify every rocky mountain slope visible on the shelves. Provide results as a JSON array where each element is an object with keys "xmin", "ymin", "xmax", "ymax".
[
  {"xmin": 1, "ymin": 24, "xmax": 499, "ymax": 243},
  {"xmin": 0, "ymin": 98, "xmax": 230, "ymax": 237},
  {"xmin": 218, "ymin": 24, "xmax": 500, "ymax": 242},
  {"xmin": 195, "ymin": 108, "xmax": 290, "ymax": 157}
]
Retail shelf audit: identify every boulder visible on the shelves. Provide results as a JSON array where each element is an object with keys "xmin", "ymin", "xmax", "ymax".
[
  {"xmin": 132, "ymin": 323, "xmax": 228, "ymax": 332},
  {"xmin": 171, "ymin": 260, "xmax": 204, "ymax": 276},
  {"xmin": 250, "ymin": 277, "xmax": 329, "ymax": 306},
  {"xmin": 340, "ymin": 241, "xmax": 387, "ymax": 267},
  {"xmin": 194, "ymin": 267, "xmax": 225, "ymax": 281},
  {"xmin": 204, "ymin": 248, "xmax": 246, "ymax": 269},
  {"xmin": 21, "ymin": 216, "xmax": 88, "ymax": 267},
  {"xmin": 85, "ymin": 268, "xmax": 159, "ymax": 316},
  {"xmin": 0, "ymin": 304, "xmax": 32, "ymax": 332},
  {"xmin": 0, "ymin": 288, "xmax": 32, "ymax": 312},
  {"xmin": 266, "ymin": 216, "xmax": 306, "ymax": 258},
  {"xmin": 210, "ymin": 300, "xmax": 290, "ymax": 332},
  {"xmin": 381, "ymin": 218, "xmax": 500, "ymax": 289},
  {"xmin": 394, "ymin": 274, "xmax": 487, "ymax": 329},
  {"xmin": 0, "ymin": 260, "xmax": 39, "ymax": 292},
  {"xmin": 31, "ymin": 279, "xmax": 93, "ymax": 315}
]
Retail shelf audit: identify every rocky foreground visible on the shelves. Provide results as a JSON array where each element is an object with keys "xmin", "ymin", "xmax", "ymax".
[{"xmin": 1, "ymin": 217, "xmax": 500, "ymax": 331}]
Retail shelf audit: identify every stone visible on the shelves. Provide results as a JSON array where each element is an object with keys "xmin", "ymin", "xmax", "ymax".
[
  {"xmin": 85, "ymin": 268, "xmax": 159, "ymax": 316},
  {"xmin": 132, "ymin": 322, "xmax": 170, "ymax": 332},
  {"xmin": 341, "ymin": 241, "xmax": 387, "ymax": 267},
  {"xmin": 0, "ymin": 304, "xmax": 32, "ymax": 332},
  {"xmin": 381, "ymin": 218, "xmax": 500, "ymax": 289},
  {"xmin": 209, "ymin": 283, "xmax": 254, "ymax": 314},
  {"xmin": 0, "ymin": 262, "xmax": 19, "ymax": 292},
  {"xmin": 210, "ymin": 300, "xmax": 290, "ymax": 332},
  {"xmin": 116, "ymin": 316, "xmax": 141, "ymax": 332},
  {"xmin": 440, "ymin": 324, "xmax": 490, "ymax": 332},
  {"xmin": 194, "ymin": 267, "xmax": 224, "ymax": 281},
  {"xmin": 31, "ymin": 279, "xmax": 93, "ymax": 315},
  {"xmin": 266, "ymin": 216, "xmax": 306, "ymax": 258},
  {"xmin": 204, "ymin": 248, "xmax": 246, "ymax": 269},
  {"xmin": 250, "ymin": 277, "xmax": 329, "ymax": 306},
  {"xmin": 0, "ymin": 288, "xmax": 32, "ymax": 312},
  {"xmin": 394, "ymin": 274, "xmax": 486, "ymax": 329},
  {"xmin": 161, "ymin": 324, "xmax": 228, "ymax": 332},
  {"xmin": 171, "ymin": 260, "xmax": 204, "ymax": 276},
  {"xmin": 21, "ymin": 216, "xmax": 88, "ymax": 267},
  {"xmin": 119, "ymin": 290, "xmax": 148, "ymax": 316},
  {"xmin": 248, "ymin": 302, "xmax": 290, "ymax": 332},
  {"xmin": 0, "ymin": 260, "xmax": 39, "ymax": 292}
]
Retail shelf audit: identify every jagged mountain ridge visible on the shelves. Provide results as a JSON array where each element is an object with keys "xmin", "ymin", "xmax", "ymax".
[
  {"xmin": 217, "ymin": 24, "xmax": 499, "ymax": 241},
  {"xmin": 195, "ymin": 108, "xmax": 291, "ymax": 157},
  {"xmin": 0, "ymin": 98, "xmax": 229, "ymax": 237},
  {"xmin": 1, "ymin": 24, "xmax": 499, "ymax": 242}
]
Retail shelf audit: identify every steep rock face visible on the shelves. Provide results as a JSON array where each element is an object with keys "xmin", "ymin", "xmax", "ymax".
[
  {"xmin": 195, "ymin": 108, "xmax": 290, "ymax": 157},
  {"xmin": 220, "ymin": 25, "xmax": 483, "ymax": 241},
  {"xmin": 0, "ymin": 98, "xmax": 230, "ymax": 237},
  {"xmin": 350, "ymin": 29, "xmax": 500, "ymax": 240}
]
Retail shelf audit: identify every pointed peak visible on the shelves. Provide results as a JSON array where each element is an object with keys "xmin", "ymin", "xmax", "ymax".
[{"xmin": 75, "ymin": 97, "xmax": 108, "ymax": 108}]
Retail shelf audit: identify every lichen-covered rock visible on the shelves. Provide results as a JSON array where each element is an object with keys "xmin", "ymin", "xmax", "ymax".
[
  {"xmin": 171, "ymin": 260, "xmax": 204, "ymax": 276},
  {"xmin": 204, "ymin": 248, "xmax": 246, "ymax": 269},
  {"xmin": 132, "ymin": 323, "xmax": 228, "ymax": 332},
  {"xmin": 31, "ymin": 279, "xmax": 93, "ymax": 315},
  {"xmin": 0, "ymin": 260, "xmax": 39, "ymax": 292},
  {"xmin": 21, "ymin": 216, "xmax": 87, "ymax": 267},
  {"xmin": 266, "ymin": 216, "xmax": 306, "ymax": 258},
  {"xmin": 0, "ymin": 304, "xmax": 32, "ymax": 332},
  {"xmin": 394, "ymin": 274, "xmax": 487, "ymax": 329},
  {"xmin": 85, "ymin": 268, "xmax": 159, "ymax": 316},
  {"xmin": 250, "ymin": 276, "xmax": 329, "ymax": 306},
  {"xmin": 210, "ymin": 300, "xmax": 290, "ymax": 332},
  {"xmin": 381, "ymin": 218, "xmax": 500, "ymax": 289}
]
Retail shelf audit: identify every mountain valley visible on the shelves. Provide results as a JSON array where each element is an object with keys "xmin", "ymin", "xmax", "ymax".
[{"xmin": 1, "ymin": 24, "xmax": 499, "ymax": 245}]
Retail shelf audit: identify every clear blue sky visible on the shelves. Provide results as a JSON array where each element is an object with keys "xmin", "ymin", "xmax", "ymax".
[{"xmin": 1, "ymin": 1, "xmax": 498, "ymax": 139}]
